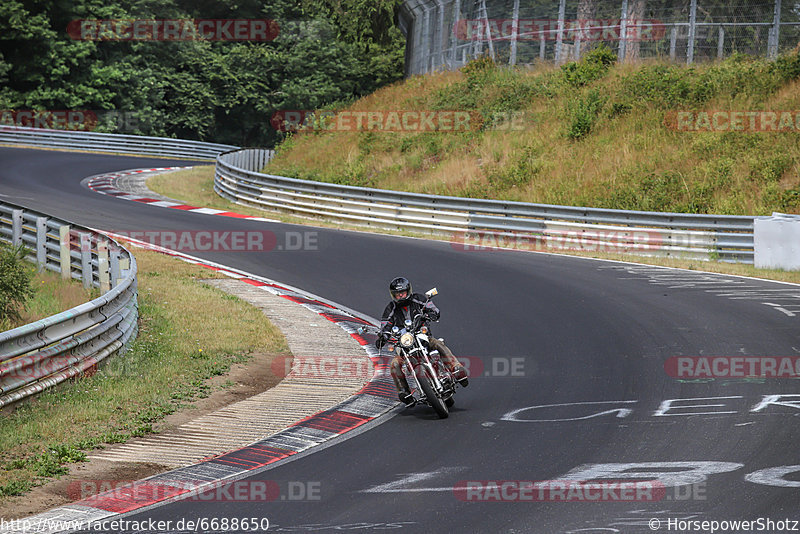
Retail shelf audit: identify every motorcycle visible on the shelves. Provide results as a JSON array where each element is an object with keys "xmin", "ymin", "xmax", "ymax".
[{"xmin": 362, "ymin": 288, "xmax": 461, "ymax": 419}]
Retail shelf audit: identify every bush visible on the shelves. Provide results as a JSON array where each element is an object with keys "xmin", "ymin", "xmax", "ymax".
[
  {"xmin": 775, "ymin": 49, "xmax": 800, "ymax": 82},
  {"xmin": 0, "ymin": 243, "xmax": 35, "ymax": 325},
  {"xmin": 567, "ymin": 89, "xmax": 605, "ymax": 140},
  {"xmin": 561, "ymin": 44, "xmax": 616, "ymax": 87}
]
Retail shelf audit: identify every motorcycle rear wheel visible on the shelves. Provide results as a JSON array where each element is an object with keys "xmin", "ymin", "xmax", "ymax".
[{"xmin": 418, "ymin": 372, "xmax": 449, "ymax": 419}]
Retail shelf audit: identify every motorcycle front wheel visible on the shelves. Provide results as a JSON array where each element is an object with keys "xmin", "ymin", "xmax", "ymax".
[{"xmin": 417, "ymin": 371, "xmax": 449, "ymax": 419}]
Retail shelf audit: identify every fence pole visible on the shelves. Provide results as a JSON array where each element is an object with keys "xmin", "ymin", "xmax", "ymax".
[
  {"xmin": 435, "ymin": 0, "xmax": 445, "ymax": 69},
  {"xmin": 450, "ymin": 0, "xmax": 462, "ymax": 67},
  {"xmin": 687, "ymin": 0, "xmax": 697, "ymax": 64},
  {"xmin": 539, "ymin": 32, "xmax": 546, "ymax": 60},
  {"xmin": 510, "ymin": 0, "xmax": 520, "ymax": 65},
  {"xmin": 670, "ymin": 26, "xmax": 677, "ymax": 61},
  {"xmin": 423, "ymin": 6, "xmax": 432, "ymax": 71},
  {"xmin": 555, "ymin": 0, "xmax": 566, "ymax": 64},
  {"xmin": 769, "ymin": 0, "xmax": 782, "ymax": 59},
  {"xmin": 618, "ymin": 0, "xmax": 629, "ymax": 61},
  {"xmin": 718, "ymin": 26, "xmax": 724, "ymax": 59}
]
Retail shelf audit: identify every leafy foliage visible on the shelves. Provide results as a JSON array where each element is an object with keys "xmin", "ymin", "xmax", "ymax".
[
  {"xmin": 567, "ymin": 89, "xmax": 605, "ymax": 140},
  {"xmin": 0, "ymin": 0, "xmax": 405, "ymax": 146},
  {"xmin": 0, "ymin": 244, "xmax": 35, "ymax": 324},
  {"xmin": 560, "ymin": 44, "xmax": 616, "ymax": 88}
]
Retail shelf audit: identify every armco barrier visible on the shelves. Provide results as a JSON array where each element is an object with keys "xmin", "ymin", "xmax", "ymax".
[
  {"xmin": 215, "ymin": 148, "xmax": 755, "ymax": 263},
  {"xmin": 0, "ymin": 126, "xmax": 236, "ymax": 160},
  {"xmin": 0, "ymin": 203, "xmax": 138, "ymax": 408}
]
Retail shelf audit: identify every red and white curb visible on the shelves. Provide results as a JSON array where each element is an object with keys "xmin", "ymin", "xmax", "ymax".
[
  {"xmin": 3, "ymin": 194, "xmax": 397, "ymax": 534},
  {"xmin": 83, "ymin": 167, "xmax": 277, "ymax": 222}
]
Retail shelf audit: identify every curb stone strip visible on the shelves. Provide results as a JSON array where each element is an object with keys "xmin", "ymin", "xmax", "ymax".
[
  {"xmin": 1, "ymin": 233, "xmax": 396, "ymax": 534},
  {"xmin": 82, "ymin": 168, "xmax": 278, "ymax": 223}
]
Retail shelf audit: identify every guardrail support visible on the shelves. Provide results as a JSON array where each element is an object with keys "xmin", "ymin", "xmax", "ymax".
[
  {"xmin": 119, "ymin": 255, "xmax": 131, "ymax": 281},
  {"xmin": 59, "ymin": 225, "xmax": 71, "ymax": 279},
  {"xmin": 35, "ymin": 217, "xmax": 47, "ymax": 270},
  {"xmin": 11, "ymin": 210, "xmax": 23, "ymax": 247},
  {"xmin": 80, "ymin": 233, "xmax": 93, "ymax": 289},
  {"xmin": 110, "ymin": 250, "xmax": 121, "ymax": 288},
  {"xmin": 98, "ymin": 239, "xmax": 110, "ymax": 292},
  {"xmin": 0, "ymin": 201, "xmax": 140, "ymax": 409}
]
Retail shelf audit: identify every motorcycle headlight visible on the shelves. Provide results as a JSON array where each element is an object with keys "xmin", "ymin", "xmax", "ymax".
[{"xmin": 400, "ymin": 333, "xmax": 414, "ymax": 348}]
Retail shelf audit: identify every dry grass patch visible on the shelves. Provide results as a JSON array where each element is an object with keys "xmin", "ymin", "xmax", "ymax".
[
  {"xmin": 0, "ymin": 247, "xmax": 288, "ymax": 500},
  {"xmin": 1, "ymin": 270, "xmax": 99, "ymax": 331}
]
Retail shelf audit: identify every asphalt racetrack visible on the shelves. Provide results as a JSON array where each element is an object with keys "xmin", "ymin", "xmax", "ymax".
[{"xmin": 2, "ymin": 146, "xmax": 800, "ymax": 533}]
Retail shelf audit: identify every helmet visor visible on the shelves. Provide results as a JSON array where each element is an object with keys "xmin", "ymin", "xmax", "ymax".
[{"xmin": 391, "ymin": 289, "xmax": 409, "ymax": 302}]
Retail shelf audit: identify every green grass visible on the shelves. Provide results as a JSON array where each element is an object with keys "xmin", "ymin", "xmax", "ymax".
[
  {"xmin": 265, "ymin": 49, "xmax": 800, "ymax": 216},
  {"xmin": 0, "ymin": 269, "xmax": 99, "ymax": 332},
  {"xmin": 0, "ymin": 248, "xmax": 288, "ymax": 500}
]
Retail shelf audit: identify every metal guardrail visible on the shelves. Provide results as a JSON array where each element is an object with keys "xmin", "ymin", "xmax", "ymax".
[
  {"xmin": 0, "ymin": 126, "xmax": 237, "ymax": 161},
  {"xmin": 0, "ymin": 202, "xmax": 138, "ymax": 408},
  {"xmin": 215, "ymin": 148, "xmax": 755, "ymax": 263}
]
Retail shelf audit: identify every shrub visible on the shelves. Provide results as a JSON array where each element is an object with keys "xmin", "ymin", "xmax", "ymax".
[
  {"xmin": 775, "ymin": 49, "xmax": 800, "ymax": 82},
  {"xmin": 567, "ymin": 89, "xmax": 605, "ymax": 140},
  {"xmin": 0, "ymin": 243, "xmax": 35, "ymax": 324},
  {"xmin": 561, "ymin": 44, "xmax": 616, "ymax": 87}
]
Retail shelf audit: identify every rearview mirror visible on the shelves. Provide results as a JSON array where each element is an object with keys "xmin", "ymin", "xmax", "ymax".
[{"xmin": 425, "ymin": 288, "xmax": 438, "ymax": 298}]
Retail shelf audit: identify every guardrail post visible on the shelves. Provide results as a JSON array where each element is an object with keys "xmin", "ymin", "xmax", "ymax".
[
  {"xmin": 35, "ymin": 217, "xmax": 47, "ymax": 270},
  {"xmin": 119, "ymin": 255, "xmax": 131, "ymax": 281},
  {"xmin": 80, "ymin": 233, "xmax": 92, "ymax": 289},
  {"xmin": 110, "ymin": 249, "xmax": 121, "ymax": 288},
  {"xmin": 98, "ymin": 238, "xmax": 110, "ymax": 292},
  {"xmin": 11, "ymin": 209, "xmax": 23, "ymax": 247},
  {"xmin": 59, "ymin": 225, "xmax": 71, "ymax": 279}
]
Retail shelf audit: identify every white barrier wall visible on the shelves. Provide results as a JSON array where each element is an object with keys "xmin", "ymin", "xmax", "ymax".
[{"xmin": 754, "ymin": 213, "xmax": 800, "ymax": 271}]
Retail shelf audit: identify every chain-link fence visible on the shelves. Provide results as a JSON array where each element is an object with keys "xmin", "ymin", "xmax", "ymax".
[{"xmin": 398, "ymin": 0, "xmax": 800, "ymax": 75}]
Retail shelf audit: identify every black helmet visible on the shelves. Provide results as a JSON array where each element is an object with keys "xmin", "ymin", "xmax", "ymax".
[{"xmin": 389, "ymin": 277, "xmax": 412, "ymax": 304}]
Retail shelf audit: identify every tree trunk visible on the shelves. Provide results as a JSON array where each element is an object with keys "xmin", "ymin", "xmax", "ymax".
[
  {"xmin": 625, "ymin": 0, "xmax": 646, "ymax": 61},
  {"xmin": 575, "ymin": 0, "xmax": 597, "ymax": 58}
]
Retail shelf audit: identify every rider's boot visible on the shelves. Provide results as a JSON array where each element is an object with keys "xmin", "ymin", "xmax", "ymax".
[
  {"xmin": 392, "ymin": 368, "xmax": 415, "ymax": 405},
  {"xmin": 453, "ymin": 365, "xmax": 469, "ymax": 387}
]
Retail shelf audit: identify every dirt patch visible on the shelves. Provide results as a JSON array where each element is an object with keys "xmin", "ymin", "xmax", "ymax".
[{"xmin": 2, "ymin": 350, "xmax": 290, "ymax": 520}]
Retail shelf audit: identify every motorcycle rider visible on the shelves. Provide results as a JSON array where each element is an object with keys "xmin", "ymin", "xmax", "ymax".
[{"xmin": 375, "ymin": 276, "xmax": 468, "ymax": 405}]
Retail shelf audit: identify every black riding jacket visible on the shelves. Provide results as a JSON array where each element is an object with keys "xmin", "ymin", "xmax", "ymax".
[{"xmin": 379, "ymin": 294, "xmax": 440, "ymax": 337}]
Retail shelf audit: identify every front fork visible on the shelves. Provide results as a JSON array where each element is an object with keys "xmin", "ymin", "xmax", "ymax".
[{"xmin": 402, "ymin": 347, "xmax": 444, "ymax": 398}]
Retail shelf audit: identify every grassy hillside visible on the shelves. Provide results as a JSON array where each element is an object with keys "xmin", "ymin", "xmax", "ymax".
[{"xmin": 266, "ymin": 48, "xmax": 800, "ymax": 216}]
